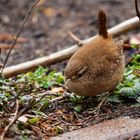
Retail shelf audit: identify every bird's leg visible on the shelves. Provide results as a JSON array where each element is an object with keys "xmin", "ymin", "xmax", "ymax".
[{"xmin": 92, "ymin": 92, "xmax": 111, "ymax": 115}]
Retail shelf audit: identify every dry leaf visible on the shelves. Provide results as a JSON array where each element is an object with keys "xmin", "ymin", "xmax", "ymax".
[
  {"xmin": 51, "ymin": 87, "xmax": 64, "ymax": 93},
  {"xmin": 32, "ymin": 13, "xmax": 39, "ymax": 24},
  {"xmin": 123, "ymin": 43, "xmax": 131, "ymax": 50},
  {"xmin": 0, "ymin": 128, "xmax": 4, "ymax": 134},
  {"xmin": 0, "ymin": 43, "xmax": 20, "ymax": 49},
  {"xmin": 43, "ymin": 7, "xmax": 56, "ymax": 17},
  {"xmin": 129, "ymin": 34, "xmax": 140, "ymax": 45},
  {"xmin": 0, "ymin": 62, "xmax": 3, "ymax": 68},
  {"xmin": 133, "ymin": 69, "xmax": 140, "ymax": 77},
  {"xmin": 18, "ymin": 116, "xmax": 28, "ymax": 123},
  {"xmin": 0, "ymin": 33, "xmax": 28, "ymax": 43}
]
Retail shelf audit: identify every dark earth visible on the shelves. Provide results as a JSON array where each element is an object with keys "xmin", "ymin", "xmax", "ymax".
[{"xmin": 0, "ymin": 0, "xmax": 140, "ymax": 69}]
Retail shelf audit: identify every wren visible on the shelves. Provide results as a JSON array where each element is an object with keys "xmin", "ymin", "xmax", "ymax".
[{"xmin": 64, "ymin": 10, "xmax": 125, "ymax": 96}]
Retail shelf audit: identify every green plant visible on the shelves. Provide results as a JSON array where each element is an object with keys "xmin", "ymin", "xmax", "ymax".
[
  {"xmin": 25, "ymin": 66, "xmax": 65, "ymax": 89},
  {"xmin": 109, "ymin": 54, "xmax": 140, "ymax": 103}
]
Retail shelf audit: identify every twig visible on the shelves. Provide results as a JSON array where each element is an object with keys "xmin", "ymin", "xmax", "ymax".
[
  {"xmin": 37, "ymin": 91, "xmax": 59, "ymax": 97},
  {"xmin": 58, "ymin": 117, "xmax": 83, "ymax": 126},
  {"xmin": 88, "ymin": 93, "xmax": 111, "ymax": 115},
  {"xmin": 50, "ymin": 96, "xmax": 65, "ymax": 103},
  {"xmin": 0, "ymin": 0, "xmax": 40, "ymax": 75},
  {"xmin": 135, "ymin": 0, "xmax": 140, "ymax": 19},
  {"xmin": 2, "ymin": 16, "xmax": 140, "ymax": 77},
  {"xmin": 68, "ymin": 31, "xmax": 83, "ymax": 46},
  {"xmin": 0, "ymin": 99, "xmax": 19, "ymax": 140}
]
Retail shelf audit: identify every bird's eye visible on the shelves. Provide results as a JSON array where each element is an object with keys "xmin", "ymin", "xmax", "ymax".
[{"xmin": 77, "ymin": 66, "xmax": 87, "ymax": 79}]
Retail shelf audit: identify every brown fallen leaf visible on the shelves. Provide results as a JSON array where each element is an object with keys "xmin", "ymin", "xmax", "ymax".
[
  {"xmin": 123, "ymin": 43, "xmax": 131, "ymax": 50},
  {"xmin": 129, "ymin": 34, "xmax": 140, "ymax": 45},
  {"xmin": 18, "ymin": 116, "xmax": 28, "ymax": 123},
  {"xmin": 133, "ymin": 69, "xmax": 140, "ymax": 77},
  {"xmin": 51, "ymin": 87, "xmax": 64, "ymax": 93},
  {"xmin": 0, "ymin": 62, "xmax": 3, "ymax": 68},
  {"xmin": 0, "ymin": 33, "xmax": 28, "ymax": 43},
  {"xmin": 43, "ymin": 7, "xmax": 56, "ymax": 17},
  {"xmin": 0, "ymin": 43, "xmax": 20, "ymax": 49},
  {"xmin": 0, "ymin": 128, "xmax": 4, "ymax": 134}
]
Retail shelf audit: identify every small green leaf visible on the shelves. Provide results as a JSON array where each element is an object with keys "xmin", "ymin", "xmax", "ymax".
[
  {"xmin": 55, "ymin": 126, "xmax": 63, "ymax": 135},
  {"xmin": 31, "ymin": 110, "xmax": 48, "ymax": 118},
  {"xmin": 107, "ymin": 95, "xmax": 123, "ymax": 103},
  {"xmin": 120, "ymin": 87, "xmax": 134, "ymax": 97},
  {"xmin": 25, "ymin": 66, "xmax": 64, "ymax": 89},
  {"xmin": 69, "ymin": 94, "xmax": 83, "ymax": 102},
  {"xmin": 28, "ymin": 117, "xmax": 39, "ymax": 124},
  {"xmin": 38, "ymin": 98, "xmax": 49, "ymax": 111},
  {"xmin": 74, "ymin": 105, "xmax": 82, "ymax": 112}
]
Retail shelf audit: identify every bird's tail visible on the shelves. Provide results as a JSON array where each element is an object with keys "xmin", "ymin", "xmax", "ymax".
[{"xmin": 98, "ymin": 10, "xmax": 108, "ymax": 38}]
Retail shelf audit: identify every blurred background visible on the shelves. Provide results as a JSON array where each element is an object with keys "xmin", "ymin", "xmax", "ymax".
[{"xmin": 0, "ymin": 0, "xmax": 139, "ymax": 69}]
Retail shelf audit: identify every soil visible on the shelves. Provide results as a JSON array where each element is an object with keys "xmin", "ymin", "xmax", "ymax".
[
  {"xmin": 0, "ymin": 0, "xmax": 139, "ymax": 69},
  {"xmin": 33, "ymin": 97, "xmax": 140, "ymax": 139}
]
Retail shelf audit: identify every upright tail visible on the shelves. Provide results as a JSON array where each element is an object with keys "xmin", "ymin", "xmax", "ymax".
[{"xmin": 98, "ymin": 10, "xmax": 108, "ymax": 38}]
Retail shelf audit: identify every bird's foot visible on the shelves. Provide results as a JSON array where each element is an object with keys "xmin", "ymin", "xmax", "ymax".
[{"xmin": 88, "ymin": 92, "xmax": 111, "ymax": 115}]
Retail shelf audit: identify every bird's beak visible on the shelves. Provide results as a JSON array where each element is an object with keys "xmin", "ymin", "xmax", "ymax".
[
  {"xmin": 64, "ymin": 79, "xmax": 71, "ymax": 89},
  {"xmin": 65, "ymin": 79, "xmax": 70, "ymax": 85}
]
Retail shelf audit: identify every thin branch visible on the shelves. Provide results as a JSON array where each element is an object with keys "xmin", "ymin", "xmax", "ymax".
[
  {"xmin": 0, "ymin": 0, "xmax": 40, "ymax": 75},
  {"xmin": 0, "ymin": 99, "xmax": 19, "ymax": 140},
  {"xmin": 50, "ymin": 96, "xmax": 65, "ymax": 103},
  {"xmin": 34, "ymin": 91, "xmax": 66, "ymax": 104},
  {"xmin": 68, "ymin": 31, "xmax": 83, "ymax": 46},
  {"xmin": 135, "ymin": 0, "xmax": 140, "ymax": 19}
]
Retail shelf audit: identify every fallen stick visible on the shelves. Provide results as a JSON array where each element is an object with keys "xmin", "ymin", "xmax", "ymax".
[{"xmin": 3, "ymin": 16, "xmax": 140, "ymax": 77}]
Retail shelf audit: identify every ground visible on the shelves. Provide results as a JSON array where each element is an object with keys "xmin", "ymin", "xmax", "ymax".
[{"xmin": 0, "ymin": 0, "xmax": 140, "ymax": 140}]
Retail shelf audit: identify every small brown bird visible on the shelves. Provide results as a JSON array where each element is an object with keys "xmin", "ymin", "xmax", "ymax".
[{"xmin": 64, "ymin": 10, "xmax": 125, "ymax": 96}]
